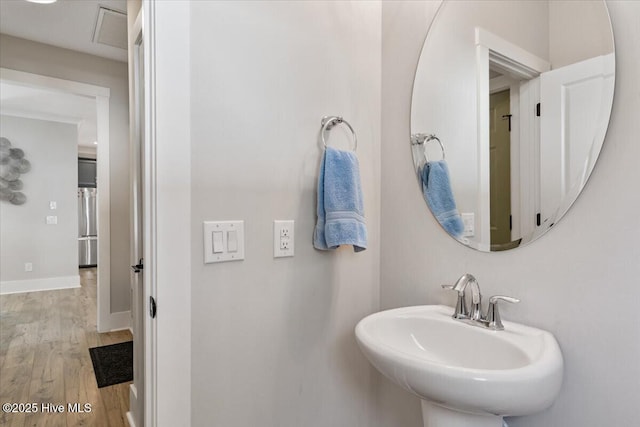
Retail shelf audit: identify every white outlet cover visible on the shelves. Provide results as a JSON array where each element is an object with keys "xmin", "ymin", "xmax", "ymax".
[{"xmin": 274, "ymin": 220, "xmax": 294, "ymax": 258}]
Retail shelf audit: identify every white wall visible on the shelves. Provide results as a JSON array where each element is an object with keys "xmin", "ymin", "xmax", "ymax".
[
  {"xmin": 381, "ymin": 1, "xmax": 640, "ymax": 426},
  {"xmin": 0, "ymin": 35, "xmax": 130, "ymax": 313},
  {"xmin": 0, "ymin": 115, "xmax": 78, "ymax": 288},
  {"xmin": 188, "ymin": 1, "xmax": 381, "ymax": 426}
]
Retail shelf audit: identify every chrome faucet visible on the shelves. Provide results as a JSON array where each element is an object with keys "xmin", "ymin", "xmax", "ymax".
[{"xmin": 442, "ymin": 274, "xmax": 520, "ymax": 330}]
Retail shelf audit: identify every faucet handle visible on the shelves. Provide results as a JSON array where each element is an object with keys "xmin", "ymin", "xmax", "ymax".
[
  {"xmin": 486, "ymin": 295, "xmax": 520, "ymax": 330},
  {"xmin": 442, "ymin": 284, "xmax": 469, "ymax": 319},
  {"xmin": 489, "ymin": 295, "xmax": 520, "ymax": 304}
]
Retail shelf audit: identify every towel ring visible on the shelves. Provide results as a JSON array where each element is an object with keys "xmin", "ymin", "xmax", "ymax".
[
  {"xmin": 321, "ymin": 116, "xmax": 357, "ymax": 151},
  {"xmin": 411, "ymin": 133, "xmax": 445, "ymax": 161}
]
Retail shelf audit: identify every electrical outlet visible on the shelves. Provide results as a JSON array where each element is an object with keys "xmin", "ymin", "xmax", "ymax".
[
  {"xmin": 25, "ymin": 262, "xmax": 33, "ymax": 272},
  {"xmin": 280, "ymin": 238, "xmax": 290, "ymax": 250},
  {"xmin": 274, "ymin": 220, "xmax": 294, "ymax": 258}
]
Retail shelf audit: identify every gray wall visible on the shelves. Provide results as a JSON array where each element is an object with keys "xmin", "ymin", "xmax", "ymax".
[
  {"xmin": 549, "ymin": 1, "xmax": 614, "ymax": 68},
  {"xmin": 188, "ymin": 2, "xmax": 381, "ymax": 426},
  {"xmin": 0, "ymin": 116, "xmax": 77, "ymax": 283},
  {"xmin": 380, "ymin": 1, "xmax": 640, "ymax": 426},
  {"xmin": 0, "ymin": 35, "xmax": 131, "ymax": 312}
]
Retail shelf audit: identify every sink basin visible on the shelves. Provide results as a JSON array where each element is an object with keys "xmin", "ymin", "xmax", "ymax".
[{"xmin": 355, "ymin": 305, "xmax": 563, "ymax": 426}]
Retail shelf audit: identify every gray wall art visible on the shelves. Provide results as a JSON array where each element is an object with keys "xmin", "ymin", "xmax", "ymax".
[{"xmin": 0, "ymin": 136, "xmax": 31, "ymax": 205}]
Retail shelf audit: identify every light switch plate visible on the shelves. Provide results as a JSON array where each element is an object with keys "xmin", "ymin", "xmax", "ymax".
[
  {"xmin": 204, "ymin": 221, "xmax": 244, "ymax": 263},
  {"xmin": 461, "ymin": 213, "xmax": 475, "ymax": 237},
  {"xmin": 274, "ymin": 220, "xmax": 294, "ymax": 258},
  {"xmin": 46, "ymin": 215, "xmax": 58, "ymax": 225}
]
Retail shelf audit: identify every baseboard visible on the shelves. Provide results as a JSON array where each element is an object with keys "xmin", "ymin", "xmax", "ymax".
[
  {"xmin": 126, "ymin": 411, "xmax": 137, "ymax": 427},
  {"xmin": 109, "ymin": 310, "xmax": 132, "ymax": 331},
  {"xmin": 0, "ymin": 275, "xmax": 80, "ymax": 295},
  {"xmin": 127, "ymin": 384, "xmax": 138, "ymax": 427}
]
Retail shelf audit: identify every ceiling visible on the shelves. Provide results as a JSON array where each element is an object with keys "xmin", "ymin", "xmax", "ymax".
[{"xmin": 0, "ymin": 0, "xmax": 128, "ymax": 63}]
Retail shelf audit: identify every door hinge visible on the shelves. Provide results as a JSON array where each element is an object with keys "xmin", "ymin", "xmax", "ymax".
[
  {"xmin": 131, "ymin": 258, "xmax": 144, "ymax": 273},
  {"xmin": 536, "ymin": 213, "xmax": 541, "ymax": 226},
  {"xmin": 509, "ymin": 215, "xmax": 512, "ymax": 230},
  {"xmin": 501, "ymin": 114, "xmax": 513, "ymax": 131},
  {"xmin": 149, "ymin": 296, "xmax": 157, "ymax": 318},
  {"xmin": 536, "ymin": 103, "xmax": 541, "ymax": 117}
]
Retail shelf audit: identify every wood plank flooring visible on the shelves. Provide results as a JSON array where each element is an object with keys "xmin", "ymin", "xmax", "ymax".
[{"xmin": 0, "ymin": 269, "xmax": 131, "ymax": 427}]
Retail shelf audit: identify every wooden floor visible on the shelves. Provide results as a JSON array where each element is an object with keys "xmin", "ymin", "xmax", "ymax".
[{"xmin": 0, "ymin": 268, "xmax": 131, "ymax": 427}]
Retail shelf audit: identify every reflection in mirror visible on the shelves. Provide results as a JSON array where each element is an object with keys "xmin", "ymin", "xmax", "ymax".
[{"xmin": 411, "ymin": 0, "xmax": 614, "ymax": 252}]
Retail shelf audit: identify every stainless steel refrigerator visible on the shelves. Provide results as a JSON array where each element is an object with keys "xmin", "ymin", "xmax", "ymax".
[{"xmin": 78, "ymin": 188, "xmax": 98, "ymax": 267}]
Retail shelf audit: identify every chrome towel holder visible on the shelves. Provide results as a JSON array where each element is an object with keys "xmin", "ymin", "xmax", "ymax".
[
  {"xmin": 411, "ymin": 133, "xmax": 445, "ymax": 161},
  {"xmin": 321, "ymin": 116, "xmax": 357, "ymax": 151}
]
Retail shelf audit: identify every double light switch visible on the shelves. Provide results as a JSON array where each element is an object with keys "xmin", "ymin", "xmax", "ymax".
[{"xmin": 204, "ymin": 221, "xmax": 245, "ymax": 263}]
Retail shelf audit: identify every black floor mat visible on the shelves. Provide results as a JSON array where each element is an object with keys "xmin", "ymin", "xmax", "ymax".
[{"xmin": 88, "ymin": 341, "xmax": 133, "ymax": 388}]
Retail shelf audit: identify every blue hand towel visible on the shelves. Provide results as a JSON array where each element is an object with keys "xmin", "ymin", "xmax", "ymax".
[
  {"xmin": 422, "ymin": 160, "xmax": 464, "ymax": 237},
  {"xmin": 314, "ymin": 146, "xmax": 367, "ymax": 252}
]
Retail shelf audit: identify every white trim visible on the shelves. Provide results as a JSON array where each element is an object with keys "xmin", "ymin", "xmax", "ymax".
[
  {"xmin": 95, "ymin": 95, "xmax": 111, "ymax": 332},
  {"xmin": 128, "ymin": 383, "xmax": 138, "ymax": 427},
  {"xmin": 475, "ymin": 44, "xmax": 491, "ymax": 251},
  {"xmin": 518, "ymin": 78, "xmax": 541, "ymax": 241},
  {"xmin": 147, "ymin": 1, "xmax": 191, "ymax": 426},
  {"xmin": 0, "ymin": 108, "xmax": 82, "ymax": 125},
  {"xmin": 108, "ymin": 310, "xmax": 132, "ymax": 331},
  {"xmin": 143, "ymin": 2, "xmax": 158, "ymax": 426},
  {"xmin": 509, "ymin": 84, "xmax": 521, "ymax": 241},
  {"xmin": 126, "ymin": 411, "xmax": 137, "ymax": 427},
  {"xmin": 0, "ymin": 68, "xmax": 113, "ymax": 333},
  {"xmin": 475, "ymin": 28, "xmax": 550, "ymax": 79},
  {"xmin": 0, "ymin": 275, "xmax": 80, "ymax": 295},
  {"xmin": 0, "ymin": 68, "xmax": 110, "ymax": 97}
]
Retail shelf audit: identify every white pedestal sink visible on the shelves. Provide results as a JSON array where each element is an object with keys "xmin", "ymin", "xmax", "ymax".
[{"xmin": 355, "ymin": 305, "xmax": 563, "ymax": 427}]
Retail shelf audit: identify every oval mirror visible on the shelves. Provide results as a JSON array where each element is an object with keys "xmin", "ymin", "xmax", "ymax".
[{"xmin": 411, "ymin": 0, "xmax": 615, "ymax": 252}]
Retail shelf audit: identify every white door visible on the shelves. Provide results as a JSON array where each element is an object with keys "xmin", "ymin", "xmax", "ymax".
[
  {"xmin": 539, "ymin": 53, "xmax": 615, "ymax": 225},
  {"xmin": 128, "ymin": 9, "xmax": 154, "ymax": 427},
  {"xmin": 517, "ymin": 76, "xmax": 540, "ymax": 240},
  {"xmin": 130, "ymin": 34, "xmax": 145, "ymax": 427}
]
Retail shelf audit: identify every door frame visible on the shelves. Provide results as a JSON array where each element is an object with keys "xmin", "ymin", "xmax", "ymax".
[
  {"xmin": 0, "ymin": 67, "xmax": 114, "ymax": 331},
  {"xmin": 475, "ymin": 28, "xmax": 550, "ymax": 250},
  {"xmin": 136, "ymin": 1, "xmax": 192, "ymax": 426},
  {"xmin": 127, "ymin": 7, "xmax": 148, "ymax": 427}
]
